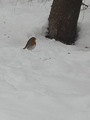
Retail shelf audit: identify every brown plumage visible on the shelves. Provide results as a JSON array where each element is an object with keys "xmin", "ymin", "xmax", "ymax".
[{"xmin": 23, "ymin": 37, "xmax": 36, "ymax": 50}]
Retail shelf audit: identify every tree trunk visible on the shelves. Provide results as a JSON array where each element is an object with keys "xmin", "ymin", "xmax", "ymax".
[{"xmin": 48, "ymin": 0, "xmax": 82, "ymax": 45}]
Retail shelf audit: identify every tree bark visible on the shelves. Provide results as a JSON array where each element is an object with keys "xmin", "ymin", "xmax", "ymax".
[{"xmin": 48, "ymin": 0, "xmax": 82, "ymax": 45}]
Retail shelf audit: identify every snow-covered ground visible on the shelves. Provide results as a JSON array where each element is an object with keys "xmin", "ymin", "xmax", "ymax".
[{"xmin": 0, "ymin": 0, "xmax": 90, "ymax": 120}]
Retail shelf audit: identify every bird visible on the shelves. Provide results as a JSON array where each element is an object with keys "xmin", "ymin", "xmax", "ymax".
[{"xmin": 23, "ymin": 37, "xmax": 36, "ymax": 50}]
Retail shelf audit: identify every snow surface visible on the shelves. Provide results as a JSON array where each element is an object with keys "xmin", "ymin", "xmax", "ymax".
[{"xmin": 0, "ymin": 0, "xmax": 90, "ymax": 120}]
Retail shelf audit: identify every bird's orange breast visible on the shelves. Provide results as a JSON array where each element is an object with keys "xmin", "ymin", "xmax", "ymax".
[{"xmin": 31, "ymin": 39, "xmax": 36, "ymax": 46}]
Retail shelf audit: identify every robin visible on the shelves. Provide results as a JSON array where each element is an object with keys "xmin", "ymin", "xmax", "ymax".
[{"xmin": 23, "ymin": 37, "xmax": 36, "ymax": 50}]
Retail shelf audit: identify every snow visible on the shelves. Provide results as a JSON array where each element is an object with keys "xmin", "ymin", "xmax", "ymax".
[{"xmin": 0, "ymin": 0, "xmax": 90, "ymax": 120}]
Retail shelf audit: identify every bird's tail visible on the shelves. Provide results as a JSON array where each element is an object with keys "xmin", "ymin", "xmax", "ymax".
[{"xmin": 23, "ymin": 46, "xmax": 26, "ymax": 49}]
